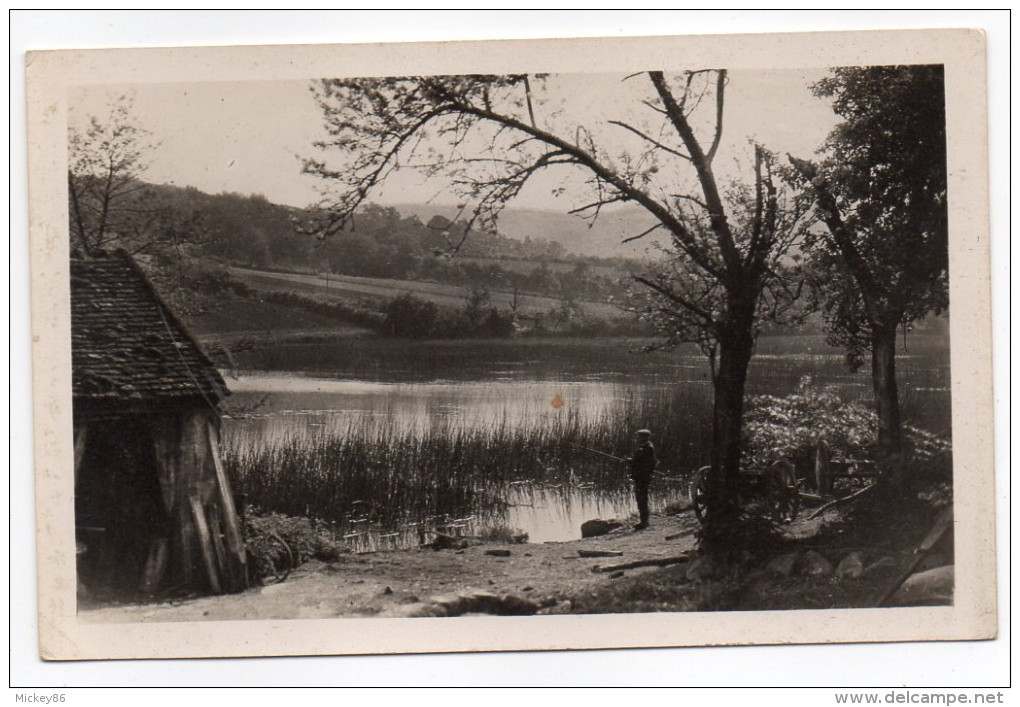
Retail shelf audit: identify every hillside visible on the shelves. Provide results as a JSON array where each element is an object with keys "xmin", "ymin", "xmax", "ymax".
[
  {"xmin": 226, "ymin": 265, "xmax": 622, "ymax": 319},
  {"xmin": 388, "ymin": 202, "xmax": 667, "ymax": 259}
]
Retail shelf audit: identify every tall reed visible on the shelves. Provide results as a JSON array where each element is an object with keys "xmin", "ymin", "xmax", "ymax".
[{"xmin": 223, "ymin": 385, "xmax": 711, "ymax": 533}]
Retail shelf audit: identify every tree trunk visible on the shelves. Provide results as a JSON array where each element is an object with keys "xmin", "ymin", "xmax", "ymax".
[
  {"xmin": 871, "ymin": 320, "xmax": 906, "ymax": 492},
  {"xmin": 706, "ymin": 297, "xmax": 756, "ymax": 529},
  {"xmin": 871, "ymin": 321, "xmax": 902, "ymax": 455}
]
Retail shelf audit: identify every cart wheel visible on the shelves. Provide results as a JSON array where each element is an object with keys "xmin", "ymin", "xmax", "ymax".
[
  {"xmin": 689, "ymin": 466, "xmax": 711, "ymax": 525},
  {"xmin": 767, "ymin": 460, "xmax": 800, "ymax": 523},
  {"xmin": 814, "ymin": 439, "xmax": 833, "ymax": 497}
]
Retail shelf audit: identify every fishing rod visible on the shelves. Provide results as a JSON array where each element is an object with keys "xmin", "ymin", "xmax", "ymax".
[
  {"xmin": 568, "ymin": 442, "xmax": 671, "ymax": 478},
  {"xmin": 568, "ymin": 442, "xmax": 628, "ymax": 463}
]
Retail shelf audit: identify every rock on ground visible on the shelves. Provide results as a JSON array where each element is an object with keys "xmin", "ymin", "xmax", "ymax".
[
  {"xmin": 836, "ymin": 551, "xmax": 865, "ymax": 580},
  {"xmin": 686, "ymin": 554, "xmax": 725, "ymax": 582},
  {"xmin": 383, "ymin": 591, "xmax": 541, "ymax": 618},
  {"xmin": 889, "ymin": 565, "xmax": 954, "ymax": 606},
  {"xmin": 801, "ymin": 550, "xmax": 834, "ymax": 576},
  {"xmin": 765, "ymin": 553, "xmax": 799, "ymax": 577},
  {"xmin": 581, "ymin": 519, "xmax": 622, "ymax": 538}
]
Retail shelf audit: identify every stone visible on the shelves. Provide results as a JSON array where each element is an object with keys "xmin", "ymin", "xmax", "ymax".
[
  {"xmin": 835, "ymin": 551, "xmax": 865, "ymax": 580},
  {"xmin": 461, "ymin": 591, "xmax": 539, "ymax": 616},
  {"xmin": 915, "ymin": 550, "xmax": 949, "ymax": 574},
  {"xmin": 685, "ymin": 554, "xmax": 724, "ymax": 582},
  {"xmin": 426, "ymin": 591, "xmax": 540, "ymax": 617},
  {"xmin": 889, "ymin": 565, "xmax": 954, "ymax": 606},
  {"xmin": 581, "ymin": 519, "xmax": 622, "ymax": 538},
  {"xmin": 484, "ymin": 549, "xmax": 512, "ymax": 557},
  {"xmin": 864, "ymin": 556, "xmax": 898, "ymax": 576},
  {"xmin": 765, "ymin": 553, "xmax": 799, "ymax": 577},
  {"xmin": 538, "ymin": 600, "xmax": 573, "ymax": 615},
  {"xmin": 609, "ymin": 571, "xmax": 625, "ymax": 579},
  {"xmin": 801, "ymin": 550, "xmax": 834, "ymax": 576},
  {"xmin": 381, "ymin": 602, "xmax": 447, "ymax": 618}
]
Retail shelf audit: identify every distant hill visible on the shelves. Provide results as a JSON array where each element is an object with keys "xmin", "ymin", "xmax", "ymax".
[{"xmin": 387, "ymin": 202, "xmax": 667, "ymax": 260}]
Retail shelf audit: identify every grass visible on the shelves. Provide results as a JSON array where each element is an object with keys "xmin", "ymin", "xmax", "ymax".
[{"xmin": 224, "ymin": 384, "xmax": 709, "ymax": 538}]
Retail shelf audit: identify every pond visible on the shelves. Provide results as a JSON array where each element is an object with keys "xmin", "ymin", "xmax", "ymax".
[
  {"xmin": 222, "ymin": 373, "xmax": 696, "ymax": 547},
  {"xmin": 219, "ymin": 335, "xmax": 951, "ymax": 549}
]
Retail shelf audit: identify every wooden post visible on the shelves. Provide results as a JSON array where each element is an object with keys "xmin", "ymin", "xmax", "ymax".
[
  {"xmin": 139, "ymin": 537, "xmax": 168, "ymax": 594},
  {"xmin": 190, "ymin": 495, "xmax": 222, "ymax": 594},
  {"xmin": 207, "ymin": 419, "xmax": 248, "ymax": 591}
]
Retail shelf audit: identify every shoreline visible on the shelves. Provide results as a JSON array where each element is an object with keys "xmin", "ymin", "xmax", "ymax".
[{"xmin": 81, "ymin": 511, "xmax": 701, "ymax": 623}]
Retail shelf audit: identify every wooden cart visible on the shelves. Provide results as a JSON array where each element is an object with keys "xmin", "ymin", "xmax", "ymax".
[
  {"xmin": 689, "ymin": 459, "xmax": 800, "ymax": 525},
  {"xmin": 688, "ymin": 440, "xmax": 878, "ymax": 525}
]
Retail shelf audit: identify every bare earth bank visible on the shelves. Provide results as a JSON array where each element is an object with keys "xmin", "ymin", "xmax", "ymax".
[{"xmin": 82, "ymin": 512, "xmax": 702, "ymax": 623}]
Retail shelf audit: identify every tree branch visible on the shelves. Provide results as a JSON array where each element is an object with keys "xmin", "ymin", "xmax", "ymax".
[
  {"xmin": 648, "ymin": 71, "xmax": 741, "ymax": 275},
  {"xmin": 787, "ymin": 154, "xmax": 884, "ymax": 312},
  {"xmin": 634, "ymin": 275, "xmax": 715, "ymax": 323},
  {"xmin": 621, "ymin": 223, "xmax": 663, "ymax": 244},
  {"xmin": 428, "ymin": 86, "xmax": 724, "ymax": 276},
  {"xmin": 707, "ymin": 70, "xmax": 726, "ymax": 162},
  {"xmin": 608, "ymin": 120, "xmax": 692, "ymax": 162}
]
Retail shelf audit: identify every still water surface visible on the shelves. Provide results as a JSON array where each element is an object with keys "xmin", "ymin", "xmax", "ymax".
[
  {"xmin": 222, "ymin": 373, "xmax": 694, "ymax": 545},
  {"xmin": 220, "ymin": 336, "xmax": 949, "ymax": 547}
]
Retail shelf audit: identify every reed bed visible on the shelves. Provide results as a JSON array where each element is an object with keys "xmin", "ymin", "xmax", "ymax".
[
  {"xmin": 223, "ymin": 385, "xmax": 711, "ymax": 535},
  {"xmin": 223, "ymin": 334, "xmax": 950, "ymax": 542}
]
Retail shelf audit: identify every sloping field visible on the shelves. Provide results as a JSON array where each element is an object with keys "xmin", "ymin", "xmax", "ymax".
[
  {"xmin": 227, "ymin": 265, "xmax": 622, "ymax": 318},
  {"xmin": 184, "ymin": 296, "xmax": 369, "ymax": 337}
]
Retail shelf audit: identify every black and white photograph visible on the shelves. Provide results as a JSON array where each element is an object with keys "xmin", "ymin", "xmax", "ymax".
[{"xmin": 24, "ymin": 26, "xmax": 996, "ymax": 662}]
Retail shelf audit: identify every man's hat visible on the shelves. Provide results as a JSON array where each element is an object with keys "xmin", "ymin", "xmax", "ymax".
[{"xmin": 635, "ymin": 429, "xmax": 652, "ymax": 436}]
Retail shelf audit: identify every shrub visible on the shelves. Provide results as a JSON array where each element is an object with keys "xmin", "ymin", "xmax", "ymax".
[
  {"xmin": 383, "ymin": 292, "xmax": 439, "ymax": 338},
  {"xmin": 742, "ymin": 376, "xmax": 876, "ymax": 473},
  {"xmin": 243, "ymin": 509, "xmax": 347, "ymax": 582},
  {"xmin": 476, "ymin": 525, "xmax": 529, "ymax": 544},
  {"xmin": 743, "ymin": 377, "xmax": 953, "ymax": 503}
]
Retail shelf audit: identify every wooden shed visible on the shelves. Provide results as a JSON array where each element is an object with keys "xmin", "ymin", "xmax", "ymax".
[{"xmin": 72, "ymin": 250, "xmax": 247, "ymax": 599}]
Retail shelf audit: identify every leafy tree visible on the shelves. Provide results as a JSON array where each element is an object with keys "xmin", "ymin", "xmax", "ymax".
[
  {"xmin": 463, "ymin": 287, "xmax": 493, "ymax": 331},
  {"xmin": 302, "ymin": 72, "xmax": 811, "ymax": 527},
  {"xmin": 789, "ymin": 65, "xmax": 948, "ymax": 464}
]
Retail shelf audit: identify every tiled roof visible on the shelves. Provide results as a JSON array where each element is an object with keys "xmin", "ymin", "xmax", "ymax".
[{"xmin": 71, "ymin": 251, "xmax": 228, "ymax": 405}]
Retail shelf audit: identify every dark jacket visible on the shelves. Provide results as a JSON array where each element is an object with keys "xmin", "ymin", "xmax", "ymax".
[{"xmin": 630, "ymin": 442, "xmax": 657, "ymax": 481}]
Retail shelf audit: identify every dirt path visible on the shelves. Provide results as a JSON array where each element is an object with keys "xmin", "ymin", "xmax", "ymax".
[{"xmin": 81, "ymin": 512, "xmax": 701, "ymax": 623}]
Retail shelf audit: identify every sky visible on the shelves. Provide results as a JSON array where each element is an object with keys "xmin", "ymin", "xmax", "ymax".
[{"xmin": 68, "ymin": 69, "xmax": 839, "ymax": 211}]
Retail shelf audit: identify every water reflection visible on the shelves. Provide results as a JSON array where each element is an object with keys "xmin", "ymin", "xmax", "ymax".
[
  {"xmin": 222, "ymin": 374, "xmax": 659, "ymax": 442},
  {"xmin": 312, "ymin": 482, "xmax": 691, "ymax": 552}
]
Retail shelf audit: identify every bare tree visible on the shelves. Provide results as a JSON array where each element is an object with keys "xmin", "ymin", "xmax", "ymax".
[
  {"xmin": 68, "ymin": 96, "xmax": 206, "ymax": 304},
  {"xmin": 303, "ymin": 71, "xmax": 810, "ymax": 527},
  {"xmin": 68, "ymin": 95, "xmax": 158, "ymax": 255}
]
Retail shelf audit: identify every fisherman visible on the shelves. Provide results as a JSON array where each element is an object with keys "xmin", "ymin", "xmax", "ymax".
[{"xmin": 628, "ymin": 429, "xmax": 657, "ymax": 530}]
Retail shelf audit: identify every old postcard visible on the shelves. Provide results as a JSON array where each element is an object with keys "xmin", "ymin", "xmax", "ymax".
[{"xmin": 27, "ymin": 28, "xmax": 995, "ymax": 660}]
